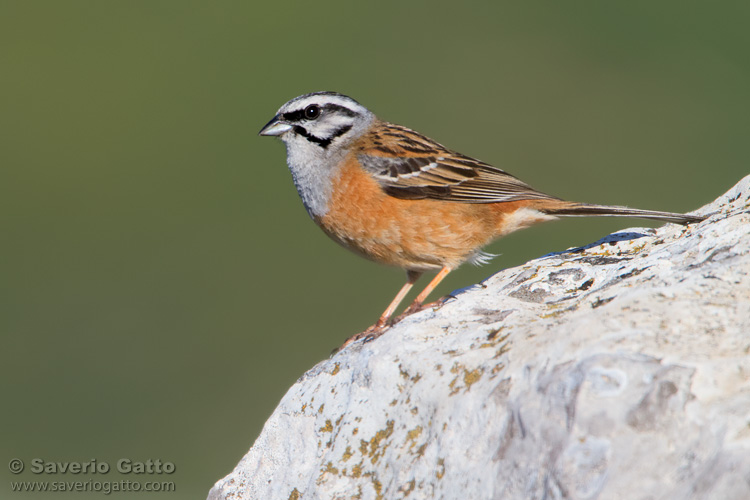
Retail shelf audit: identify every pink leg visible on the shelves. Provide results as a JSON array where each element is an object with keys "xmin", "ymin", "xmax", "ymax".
[
  {"xmin": 375, "ymin": 270, "xmax": 423, "ymax": 327},
  {"xmin": 339, "ymin": 270, "xmax": 422, "ymax": 349},
  {"xmin": 410, "ymin": 266, "xmax": 452, "ymax": 309}
]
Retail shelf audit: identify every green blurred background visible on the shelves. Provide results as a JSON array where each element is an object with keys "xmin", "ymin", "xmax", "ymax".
[{"xmin": 1, "ymin": 1, "xmax": 748, "ymax": 498}]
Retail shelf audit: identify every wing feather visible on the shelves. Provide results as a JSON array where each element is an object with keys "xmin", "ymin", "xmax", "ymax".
[{"xmin": 359, "ymin": 123, "xmax": 558, "ymax": 203}]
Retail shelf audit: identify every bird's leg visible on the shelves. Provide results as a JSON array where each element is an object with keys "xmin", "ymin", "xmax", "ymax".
[
  {"xmin": 375, "ymin": 270, "xmax": 423, "ymax": 328},
  {"xmin": 339, "ymin": 270, "xmax": 423, "ymax": 349},
  {"xmin": 400, "ymin": 266, "xmax": 452, "ymax": 317}
]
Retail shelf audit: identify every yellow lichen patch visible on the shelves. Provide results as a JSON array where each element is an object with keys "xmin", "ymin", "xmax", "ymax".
[
  {"xmin": 494, "ymin": 343, "xmax": 510, "ymax": 359},
  {"xmin": 352, "ymin": 485, "xmax": 363, "ymax": 500},
  {"xmin": 449, "ymin": 379, "xmax": 458, "ymax": 395},
  {"xmin": 449, "ymin": 363, "xmax": 484, "ymax": 395},
  {"xmin": 300, "ymin": 403, "xmax": 307, "ymax": 412},
  {"xmin": 414, "ymin": 442, "xmax": 427, "ymax": 458},
  {"xmin": 316, "ymin": 461, "xmax": 340, "ymax": 485},
  {"xmin": 463, "ymin": 368, "xmax": 483, "ymax": 391},
  {"xmin": 335, "ymin": 414, "xmax": 344, "ymax": 426},
  {"xmin": 317, "ymin": 461, "xmax": 339, "ymax": 483},
  {"xmin": 288, "ymin": 487, "xmax": 301, "ymax": 500},
  {"xmin": 410, "ymin": 406, "xmax": 419, "ymax": 415},
  {"xmin": 351, "ymin": 461, "xmax": 363, "ymax": 478},
  {"xmin": 405, "ymin": 426, "xmax": 423, "ymax": 450},
  {"xmin": 341, "ymin": 445, "xmax": 353, "ymax": 462},
  {"xmin": 319, "ymin": 420, "xmax": 333, "ymax": 433},
  {"xmin": 352, "ymin": 427, "xmax": 359, "ymax": 435},
  {"xmin": 436, "ymin": 458, "xmax": 445, "ymax": 479},
  {"xmin": 318, "ymin": 404, "xmax": 325, "ymax": 414},
  {"xmin": 448, "ymin": 363, "xmax": 462, "ymax": 395},
  {"xmin": 491, "ymin": 363, "xmax": 505, "ymax": 375},
  {"xmin": 389, "ymin": 399, "xmax": 398, "ymax": 406},
  {"xmin": 399, "ymin": 479, "xmax": 416, "ymax": 497},
  {"xmin": 539, "ymin": 308, "xmax": 567, "ymax": 320},
  {"xmin": 361, "ymin": 420, "xmax": 395, "ymax": 464},
  {"xmin": 331, "ymin": 362, "xmax": 340, "ymax": 375},
  {"xmin": 629, "ymin": 242, "xmax": 647, "ymax": 254},
  {"xmin": 374, "ymin": 481, "xmax": 383, "ymax": 498},
  {"xmin": 494, "ymin": 331, "xmax": 510, "ymax": 343},
  {"xmin": 370, "ymin": 477, "xmax": 384, "ymax": 500}
]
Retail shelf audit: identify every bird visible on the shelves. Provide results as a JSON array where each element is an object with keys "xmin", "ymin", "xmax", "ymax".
[{"xmin": 259, "ymin": 91, "xmax": 705, "ymax": 343}]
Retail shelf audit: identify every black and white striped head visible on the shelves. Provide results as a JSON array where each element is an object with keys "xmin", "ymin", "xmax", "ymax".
[
  {"xmin": 259, "ymin": 92, "xmax": 376, "ymax": 217},
  {"xmin": 259, "ymin": 92, "xmax": 374, "ymax": 152}
]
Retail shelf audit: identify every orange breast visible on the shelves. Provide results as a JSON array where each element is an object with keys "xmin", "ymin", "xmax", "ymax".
[{"xmin": 316, "ymin": 154, "xmax": 543, "ymax": 271}]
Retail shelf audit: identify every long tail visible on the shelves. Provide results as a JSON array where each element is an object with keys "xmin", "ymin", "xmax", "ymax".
[{"xmin": 540, "ymin": 202, "xmax": 705, "ymax": 225}]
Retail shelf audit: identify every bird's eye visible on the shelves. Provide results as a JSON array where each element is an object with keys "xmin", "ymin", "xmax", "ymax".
[{"xmin": 304, "ymin": 105, "xmax": 320, "ymax": 120}]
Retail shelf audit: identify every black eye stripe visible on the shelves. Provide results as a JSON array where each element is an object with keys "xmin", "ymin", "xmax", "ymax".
[
  {"xmin": 281, "ymin": 109, "xmax": 305, "ymax": 122},
  {"xmin": 281, "ymin": 103, "xmax": 360, "ymax": 122},
  {"xmin": 293, "ymin": 124, "xmax": 353, "ymax": 149}
]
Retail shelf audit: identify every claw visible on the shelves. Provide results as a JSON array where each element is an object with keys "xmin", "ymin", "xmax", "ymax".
[{"xmin": 336, "ymin": 323, "xmax": 388, "ymax": 351}]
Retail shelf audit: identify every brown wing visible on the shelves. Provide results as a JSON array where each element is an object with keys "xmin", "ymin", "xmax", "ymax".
[{"xmin": 358, "ymin": 122, "xmax": 559, "ymax": 203}]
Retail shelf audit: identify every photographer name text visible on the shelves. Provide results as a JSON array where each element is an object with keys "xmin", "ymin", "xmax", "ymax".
[{"xmin": 25, "ymin": 458, "xmax": 174, "ymax": 474}]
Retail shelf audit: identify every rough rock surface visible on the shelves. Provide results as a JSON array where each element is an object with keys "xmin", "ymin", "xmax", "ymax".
[{"xmin": 209, "ymin": 176, "xmax": 750, "ymax": 500}]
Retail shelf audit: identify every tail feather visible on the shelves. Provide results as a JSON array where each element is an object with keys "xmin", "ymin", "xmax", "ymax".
[{"xmin": 540, "ymin": 202, "xmax": 705, "ymax": 226}]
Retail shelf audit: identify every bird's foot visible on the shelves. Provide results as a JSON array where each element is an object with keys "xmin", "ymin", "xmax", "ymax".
[
  {"xmin": 336, "ymin": 322, "xmax": 388, "ymax": 352},
  {"xmin": 392, "ymin": 297, "xmax": 448, "ymax": 325},
  {"xmin": 334, "ymin": 297, "xmax": 449, "ymax": 353}
]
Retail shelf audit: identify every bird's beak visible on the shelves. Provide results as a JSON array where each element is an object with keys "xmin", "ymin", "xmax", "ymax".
[{"xmin": 259, "ymin": 115, "xmax": 293, "ymax": 136}]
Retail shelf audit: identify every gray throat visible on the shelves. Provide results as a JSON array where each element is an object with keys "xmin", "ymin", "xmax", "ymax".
[{"xmin": 285, "ymin": 141, "xmax": 344, "ymax": 219}]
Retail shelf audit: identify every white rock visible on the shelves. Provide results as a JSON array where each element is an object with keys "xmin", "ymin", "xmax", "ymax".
[{"xmin": 209, "ymin": 176, "xmax": 750, "ymax": 500}]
